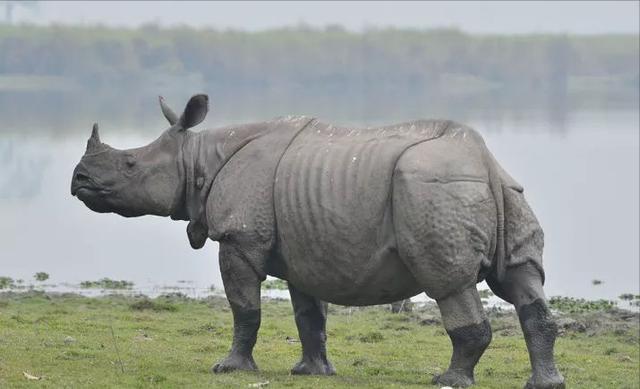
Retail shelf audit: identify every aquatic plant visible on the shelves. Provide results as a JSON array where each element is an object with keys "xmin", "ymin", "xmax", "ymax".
[
  {"xmin": 549, "ymin": 296, "xmax": 616, "ymax": 313},
  {"xmin": 0, "ymin": 276, "xmax": 15, "ymax": 289},
  {"xmin": 618, "ymin": 293, "xmax": 639, "ymax": 301},
  {"xmin": 261, "ymin": 278, "xmax": 288, "ymax": 290},
  {"xmin": 79, "ymin": 278, "xmax": 134, "ymax": 289},
  {"xmin": 478, "ymin": 289, "xmax": 494, "ymax": 299}
]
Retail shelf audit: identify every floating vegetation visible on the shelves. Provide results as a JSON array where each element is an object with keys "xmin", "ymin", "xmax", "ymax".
[
  {"xmin": 478, "ymin": 289, "xmax": 494, "ymax": 299},
  {"xmin": 618, "ymin": 293, "xmax": 640, "ymax": 301},
  {"xmin": 34, "ymin": 272, "xmax": 49, "ymax": 282},
  {"xmin": 79, "ymin": 278, "xmax": 134, "ymax": 290},
  {"xmin": 592, "ymin": 279, "xmax": 604, "ymax": 285},
  {"xmin": 0, "ymin": 277, "xmax": 15, "ymax": 289},
  {"xmin": 549, "ymin": 296, "xmax": 616, "ymax": 313},
  {"xmin": 261, "ymin": 279, "xmax": 288, "ymax": 290},
  {"xmin": 158, "ymin": 292, "xmax": 190, "ymax": 301}
]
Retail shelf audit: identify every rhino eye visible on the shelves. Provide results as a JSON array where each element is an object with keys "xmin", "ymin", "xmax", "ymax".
[{"xmin": 125, "ymin": 156, "xmax": 137, "ymax": 168}]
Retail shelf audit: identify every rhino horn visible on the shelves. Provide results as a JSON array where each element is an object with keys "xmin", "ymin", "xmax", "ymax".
[
  {"xmin": 85, "ymin": 123, "xmax": 104, "ymax": 153},
  {"xmin": 159, "ymin": 96, "xmax": 179, "ymax": 126}
]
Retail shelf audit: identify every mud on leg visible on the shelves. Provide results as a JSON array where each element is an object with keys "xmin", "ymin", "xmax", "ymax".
[
  {"xmin": 433, "ymin": 286, "xmax": 492, "ymax": 388},
  {"xmin": 288, "ymin": 283, "xmax": 335, "ymax": 375}
]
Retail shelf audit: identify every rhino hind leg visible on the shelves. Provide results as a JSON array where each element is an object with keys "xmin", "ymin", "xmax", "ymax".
[
  {"xmin": 392, "ymin": 179, "xmax": 497, "ymax": 386},
  {"xmin": 288, "ymin": 283, "xmax": 336, "ymax": 375},
  {"xmin": 488, "ymin": 263, "xmax": 565, "ymax": 389},
  {"xmin": 432, "ymin": 286, "xmax": 491, "ymax": 387}
]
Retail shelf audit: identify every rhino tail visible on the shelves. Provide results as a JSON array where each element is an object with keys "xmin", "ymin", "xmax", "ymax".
[{"xmin": 484, "ymin": 149, "xmax": 507, "ymax": 282}]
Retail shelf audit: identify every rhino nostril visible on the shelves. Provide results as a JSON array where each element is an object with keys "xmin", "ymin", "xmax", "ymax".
[{"xmin": 75, "ymin": 172, "xmax": 90, "ymax": 182}]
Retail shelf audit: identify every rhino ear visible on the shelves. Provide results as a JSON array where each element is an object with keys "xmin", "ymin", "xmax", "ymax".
[
  {"xmin": 159, "ymin": 96, "xmax": 178, "ymax": 125},
  {"xmin": 179, "ymin": 94, "xmax": 209, "ymax": 130}
]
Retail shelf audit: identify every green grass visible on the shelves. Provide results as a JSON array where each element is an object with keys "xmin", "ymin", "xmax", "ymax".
[{"xmin": 0, "ymin": 293, "xmax": 637, "ymax": 388}]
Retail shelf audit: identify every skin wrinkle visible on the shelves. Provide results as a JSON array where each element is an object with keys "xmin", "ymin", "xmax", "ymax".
[
  {"xmin": 270, "ymin": 117, "xmax": 316, "ymax": 244},
  {"xmin": 387, "ymin": 120, "xmax": 451, "ymax": 252},
  {"xmin": 168, "ymin": 130, "xmax": 190, "ymax": 220}
]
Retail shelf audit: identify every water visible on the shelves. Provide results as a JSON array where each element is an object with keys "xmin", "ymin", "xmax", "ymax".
[{"xmin": 1, "ymin": 108, "xmax": 638, "ymax": 302}]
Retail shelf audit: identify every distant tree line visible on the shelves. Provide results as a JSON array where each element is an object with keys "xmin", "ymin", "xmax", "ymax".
[
  {"xmin": 0, "ymin": 24, "xmax": 637, "ymax": 131},
  {"xmin": 1, "ymin": 24, "xmax": 637, "ymax": 91}
]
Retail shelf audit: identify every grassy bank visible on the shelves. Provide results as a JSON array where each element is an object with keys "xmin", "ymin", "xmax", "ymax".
[{"xmin": 0, "ymin": 293, "xmax": 638, "ymax": 388}]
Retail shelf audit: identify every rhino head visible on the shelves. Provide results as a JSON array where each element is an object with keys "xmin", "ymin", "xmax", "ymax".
[{"xmin": 70, "ymin": 94, "xmax": 208, "ymax": 219}]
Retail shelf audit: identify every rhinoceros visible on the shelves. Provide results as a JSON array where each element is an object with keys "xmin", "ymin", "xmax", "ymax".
[{"xmin": 71, "ymin": 94, "xmax": 564, "ymax": 388}]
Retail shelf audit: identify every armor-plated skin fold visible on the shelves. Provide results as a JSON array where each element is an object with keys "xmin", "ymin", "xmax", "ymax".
[{"xmin": 70, "ymin": 94, "xmax": 564, "ymax": 388}]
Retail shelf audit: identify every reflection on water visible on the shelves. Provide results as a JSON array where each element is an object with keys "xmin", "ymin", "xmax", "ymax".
[
  {"xmin": 0, "ymin": 109, "xmax": 637, "ymax": 302},
  {"xmin": 0, "ymin": 140, "xmax": 49, "ymax": 199}
]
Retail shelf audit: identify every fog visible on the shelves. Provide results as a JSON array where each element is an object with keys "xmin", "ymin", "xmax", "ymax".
[{"xmin": 6, "ymin": 1, "xmax": 640, "ymax": 34}]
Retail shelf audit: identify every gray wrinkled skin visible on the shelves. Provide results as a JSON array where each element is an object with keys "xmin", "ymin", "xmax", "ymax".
[{"xmin": 71, "ymin": 95, "xmax": 565, "ymax": 388}]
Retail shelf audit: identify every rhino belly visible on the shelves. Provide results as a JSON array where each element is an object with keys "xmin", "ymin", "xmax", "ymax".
[{"xmin": 274, "ymin": 126, "xmax": 424, "ymax": 305}]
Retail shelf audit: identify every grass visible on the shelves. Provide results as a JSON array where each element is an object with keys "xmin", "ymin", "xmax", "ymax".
[{"xmin": 0, "ymin": 293, "xmax": 638, "ymax": 388}]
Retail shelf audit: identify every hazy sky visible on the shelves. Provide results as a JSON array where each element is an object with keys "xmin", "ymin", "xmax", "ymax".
[{"xmin": 8, "ymin": 1, "xmax": 640, "ymax": 34}]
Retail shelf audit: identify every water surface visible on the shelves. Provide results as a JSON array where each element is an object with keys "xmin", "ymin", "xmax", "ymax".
[{"xmin": 1, "ymin": 109, "xmax": 637, "ymax": 302}]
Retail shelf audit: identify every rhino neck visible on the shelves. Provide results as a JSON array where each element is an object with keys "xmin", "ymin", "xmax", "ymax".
[
  {"xmin": 174, "ymin": 122, "xmax": 272, "ymax": 245},
  {"xmin": 167, "ymin": 131, "xmax": 195, "ymax": 222}
]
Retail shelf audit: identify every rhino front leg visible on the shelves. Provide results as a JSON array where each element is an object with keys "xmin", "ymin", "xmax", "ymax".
[
  {"xmin": 212, "ymin": 243, "xmax": 262, "ymax": 374},
  {"xmin": 433, "ymin": 286, "xmax": 492, "ymax": 388},
  {"xmin": 288, "ymin": 283, "xmax": 336, "ymax": 375}
]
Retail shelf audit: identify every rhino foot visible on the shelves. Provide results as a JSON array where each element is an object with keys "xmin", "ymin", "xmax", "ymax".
[
  {"xmin": 524, "ymin": 373, "xmax": 565, "ymax": 389},
  {"xmin": 291, "ymin": 358, "xmax": 336, "ymax": 375},
  {"xmin": 211, "ymin": 353, "xmax": 258, "ymax": 374},
  {"xmin": 432, "ymin": 369, "xmax": 474, "ymax": 388}
]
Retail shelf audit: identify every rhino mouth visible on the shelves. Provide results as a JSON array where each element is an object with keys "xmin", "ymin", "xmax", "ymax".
[{"xmin": 71, "ymin": 172, "xmax": 110, "ymax": 197}]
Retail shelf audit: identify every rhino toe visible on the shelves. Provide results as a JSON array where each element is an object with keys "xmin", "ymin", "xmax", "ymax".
[
  {"xmin": 291, "ymin": 358, "xmax": 336, "ymax": 375},
  {"xmin": 432, "ymin": 370, "xmax": 474, "ymax": 388},
  {"xmin": 211, "ymin": 354, "xmax": 258, "ymax": 374}
]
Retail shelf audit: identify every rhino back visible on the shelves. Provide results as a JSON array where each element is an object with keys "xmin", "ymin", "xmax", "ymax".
[{"xmin": 274, "ymin": 119, "xmax": 451, "ymax": 302}]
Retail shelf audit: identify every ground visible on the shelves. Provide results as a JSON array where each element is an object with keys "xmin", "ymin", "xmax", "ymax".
[{"xmin": 0, "ymin": 292, "xmax": 638, "ymax": 388}]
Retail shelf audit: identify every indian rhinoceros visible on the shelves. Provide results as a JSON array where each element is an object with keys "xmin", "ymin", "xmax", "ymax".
[{"xmin": 70, "ymin": 94, "xmax": 564, "ymax": 388}]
